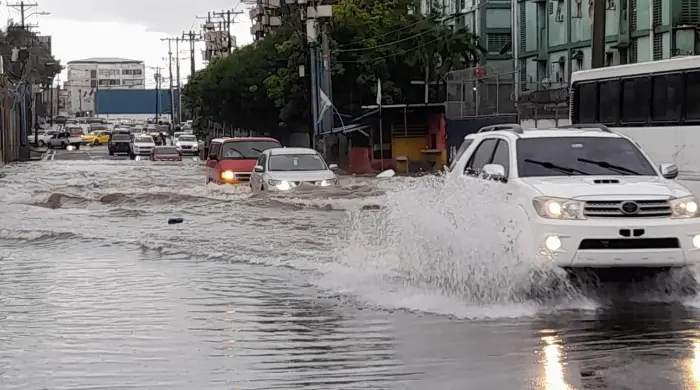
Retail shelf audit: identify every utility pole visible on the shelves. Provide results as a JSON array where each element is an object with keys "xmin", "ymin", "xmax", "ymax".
[
  {"xmin": 181, "ymin": 31, "xmax": 200, "ymax": 81},
  {"xmin": 591, "ymin": 0, "xmax": 606, "ymax": 68},
  {"xmin": 149, "ymin": 66, "xmax": 162, "ymax": 122},
  {"xmin": 7, "ymin": 1, "xmax": 37, "ymax": 28},
  {"xmin": 175, "ymin": 38, "xmax": 182, "ymax": 124},
  {"xmin": 304, "ymin": 1, "xmax": 333, "ymax": 149},
  {"xmin": 320, "ymin": 22, "xmax": 333, "ymax": 137},
  {"xmin": 161, "ymin": 37, "xmax": 177, "ymax": 124},
  {"xmin": 213, "ymin": 9, "xmax": 243, "ymax": 54}
]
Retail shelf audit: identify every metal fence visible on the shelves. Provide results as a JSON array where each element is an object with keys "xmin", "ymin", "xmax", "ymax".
[
  {"xmin": 444, "ymin": 62, "xmax": 517, "ymax": 119},
  {"xmin": 516, "ymin": 81, "xmax": 570, "ymax": 124}
]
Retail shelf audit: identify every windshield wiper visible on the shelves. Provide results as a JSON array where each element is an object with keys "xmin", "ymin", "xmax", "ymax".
[
  {"xmin": 524, "ymin": 159, "xmax": 590, "ymax": 175},
  {"xmin": 577, "ymin": 158, "xmax": 640, "ymax": 175},
  {"xmin": 251, "ymin": 147, "xmax": 263, "ymax": 153}
]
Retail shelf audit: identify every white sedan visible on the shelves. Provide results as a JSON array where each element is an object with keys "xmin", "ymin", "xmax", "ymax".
[{"xmin": 249, "ymin": 147, "xmax": 338, "ymax": 192}]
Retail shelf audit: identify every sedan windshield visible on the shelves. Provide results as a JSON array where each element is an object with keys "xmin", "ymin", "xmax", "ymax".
[
  {"xmin": 269, "ymin": 153, "xmax": 327, "ymax": 171},
  {"xmin": 134, "ymin": 137, "xmax": 153, "ymax": 143},
  {"xmin": 516, "ymin": 137, "xmax": 656, "ymax": 177},
  {"xmin": 219, "ymin": 141, "xmax": 280, "ymax": 159}
]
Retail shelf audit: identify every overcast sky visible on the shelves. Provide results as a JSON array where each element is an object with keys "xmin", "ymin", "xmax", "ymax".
[{"xmin": 3, "ymin": 0, "xmax": 255, "ymax": 86}]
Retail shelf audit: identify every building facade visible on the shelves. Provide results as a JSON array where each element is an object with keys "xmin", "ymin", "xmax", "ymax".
[
  {"xmin": 250, "ymin": 0, "xmax": 283, "ymax": 41},
  {"xmin": 203, "ymin": 21, "xmax": 236, "ymax": 63},
  {"xmin": 65, "ymin": 57, "xmax": 146, "ymax": 115},
  {"xmin": 517, "ymin": 0, "xmax": 700, "ymax": 88}
]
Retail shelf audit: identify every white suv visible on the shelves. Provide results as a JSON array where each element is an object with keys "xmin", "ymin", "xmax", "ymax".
[{"xmin": 447, "ymin": 123, "xmax": 700, "ymax": 277}]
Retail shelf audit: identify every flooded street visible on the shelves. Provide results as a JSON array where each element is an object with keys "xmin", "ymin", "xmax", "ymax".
[{"xmin": 4, "ymin": 148, "xmax": 700, "ymax": 389}]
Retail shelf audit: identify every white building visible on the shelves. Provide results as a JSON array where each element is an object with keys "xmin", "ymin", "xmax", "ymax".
[{"xmin": 65, "ymin": 57, "xmax": 146, "ymax": 115}]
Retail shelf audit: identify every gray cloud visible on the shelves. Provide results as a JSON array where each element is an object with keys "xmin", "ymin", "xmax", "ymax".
[{"xmin": 38, "ymin": 0, "xmax": 251, "ymax": 35}]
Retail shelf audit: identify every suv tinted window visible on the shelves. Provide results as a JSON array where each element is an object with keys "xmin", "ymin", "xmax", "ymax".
[
  {"xmin": 465, "ymin": 139, "xmax": 498, "ymax": 175},
  {"xmin": 449, "ymin": 139, "xmax": 474, "ymax": 171},
  {"xmin": 516, "ymin": 137, "xmax": 656, "ymax": 177}
]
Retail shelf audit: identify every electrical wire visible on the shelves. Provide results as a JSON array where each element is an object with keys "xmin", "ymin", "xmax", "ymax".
[
  {"xmin": 333, "ymin": 13, "xmax": 442, "ymax": 49},
  {"xmin": 334, "ymin": 27, "xmax": 468, "ymax": 64},
  {"xmin": 332, "ymin": 13, "xmax": 461, "ymax": 53}
]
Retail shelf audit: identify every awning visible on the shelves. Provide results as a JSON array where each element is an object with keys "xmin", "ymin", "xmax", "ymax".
[{"xmin": 320, "ymin": 124, "xmax": 369, "ymax": 137}]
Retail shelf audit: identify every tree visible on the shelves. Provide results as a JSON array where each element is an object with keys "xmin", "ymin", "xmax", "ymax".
[{"xmin": 183, "ymin": 0, "xmax": 485, "ymax": 136}]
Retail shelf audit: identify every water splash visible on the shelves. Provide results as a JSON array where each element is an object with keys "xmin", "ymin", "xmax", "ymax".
[{"xmin": 319, "ymin": 175, "xmax": 585, "ymax": 318}]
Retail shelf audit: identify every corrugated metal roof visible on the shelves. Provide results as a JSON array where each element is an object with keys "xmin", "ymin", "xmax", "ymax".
[{"xmin": 67, "ymin": 57, "xmax": 143, "ymax": 64}]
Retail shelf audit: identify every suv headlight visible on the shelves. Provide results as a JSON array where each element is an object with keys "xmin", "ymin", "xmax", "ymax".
[
  {"xmin": 268, "ymin": 179, "xmax": 292, "ymax": 190},
  {"xmin": 532, "ymin": 197, "xmax": 586, "ymax": 220},
  {"xmin": 320, "ymin": 179, "xmax": 338, "ymax": 186},
  {"xmin": 670, "ymin": 196, "xmax": 700, "ymax": 218}
]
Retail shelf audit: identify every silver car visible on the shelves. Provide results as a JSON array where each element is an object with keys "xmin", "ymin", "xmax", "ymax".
[{"xmin": 250, "ymin": 147, "xmax": 338, "ymax": 192}]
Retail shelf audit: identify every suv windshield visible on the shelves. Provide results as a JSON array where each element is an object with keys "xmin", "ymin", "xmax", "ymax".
[
  {"xmin": 269, "ymin": 153, "xmax": 327, "ymax": 171},
  {"xmin": 517, "ymin": 137, "xmax": 656, "ymax": 177},
  {"xmin": 134, "ymin": 136, "xmax": 153, "ymax": 143},
  {"xmin": 112, "ymin": 134, "xmax": 130, "ymax": 141},
  {"xmin": 219, "ymin": 140, "xmax": 280, "ymax": 159},
  {"xmin": 178, "ymin": 136, "xmax": 196, "ymax": 142}
]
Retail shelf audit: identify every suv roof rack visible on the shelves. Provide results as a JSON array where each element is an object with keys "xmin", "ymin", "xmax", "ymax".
[
  {"xmin": 559, "ymin": 123, "xmax": 613, "ymax": 133},
  {"xmin": 477, "ymin": 124, "xmax": 524, "ymax": 134}
]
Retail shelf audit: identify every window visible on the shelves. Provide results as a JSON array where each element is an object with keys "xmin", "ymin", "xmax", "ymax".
[
  {"xmin": 598, "ymin": 80, "xmax": 619, "ymax": 124},
  {"xmin": 516, "ymin": 137, "xmax": 656, "ymax": 177},
  {"xmin": 491, "ymin": 140, "xmax": 510, "ymax": 177},
  {"xmin": 464, "ymin": 138, "xmax": 498, "ymax": 175},
  {"xmin": 256, "ymin": 154, "xmax": 267, "ymax": 171},
  {"xmin": 621, "ymin": 77, "xmax": 650, "ymax": 122},
  {"xmin": 269, "ymin": 154, "xmax": 327, "ymax": 171},
  {"xmin": 122, "ymin": 69, "xmax": 143, "ymax": 75},
  {"xmin": 651, "ymin": 73, "xmax": 683, "ymax": 121},
  {"xmin": 448, "ymin": 139, "xmax": 474, "ymax": 171},
  {"xmin": 90, "ymin": 80, "xmax": 97, "ymax": 88},
  {"xmin": 218, "ymin": 140, "xmax": 281, "ymax": 159},
  {"xmin": 209, "ymin": 142, "xmax": 221, "ymax": 158},
  {"xmin": 90, "ymin": 70, "xmax": 97, "ymax": 78},
  {"xmin": 686, "ymin": 72, "xmax": 700, "ymax": 121},
  {"xmin": 575, "ymin": 82, "xmax": 596, "ymax": 123}
]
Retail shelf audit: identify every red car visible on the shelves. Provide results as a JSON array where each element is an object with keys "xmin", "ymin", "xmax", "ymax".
[
  {"xmin": 150, "ymin": 146, "xmax": 182, "ymax": 161},
  {"xmin": 205, "ymin": 137, "xmax": 281, "ymax": 184}
]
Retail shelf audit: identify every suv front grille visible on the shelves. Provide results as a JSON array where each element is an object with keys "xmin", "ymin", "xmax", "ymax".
[
  {"xmin": 583, "ymin": 200, "xmax": 672, "ymax": 218},
  {"xmin": 234, "ymin": 172, "xmax": 251, "ymax": 182}
]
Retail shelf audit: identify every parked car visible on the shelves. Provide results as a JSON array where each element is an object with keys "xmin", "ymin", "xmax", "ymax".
[
  {"xmin": 108, "ymin": 133, "xmax": 131, "ymax": 156},
  {"xmin": 175, "ymin": 134, "xmax": 198, "ymax": 155},
  {"xmin": 150, "ymin": 146, "xmax": 182, "ymax": 161},
  {"xmin": 250, "ymin": 147, "xmax": 339, "ymax": 192},
  {"xmin": 130, "ymin": 135, "xmax": 156, "ymax": 159},
  {"xmin": 47, "ymin": 132, "xmax": 82, "ymax": 149},
  {"xmin": 205, "ymin": 137, "xmax": 282, "ymax": 184}
]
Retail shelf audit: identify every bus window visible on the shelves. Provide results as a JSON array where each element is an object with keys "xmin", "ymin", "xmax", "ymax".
[
  {"xmin": 598, "ymin": 80, "xmax": 619, "ymax": 124},
  {"xmin": 651, "ymin": 73, "xmax": 682, "ymax": 122},
  {"xmin": 621, "ymin": 77, "xmax": 650, "ymax": 123},
  {"xmin": 686, "ymin": 71, "xmax": 700, "ymax": 121},
  {"xmin": 576, "ymin": 82, "xmax": 597, "ymax": 123}
]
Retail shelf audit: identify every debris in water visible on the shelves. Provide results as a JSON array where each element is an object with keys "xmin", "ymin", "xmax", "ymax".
[
  {"xmin": 168, "ymin": 217, "xmax": 184, "ymax": 224},
  {"xmin": 376, "ymin": 169, "xmax": 395, "ymax": 178}
]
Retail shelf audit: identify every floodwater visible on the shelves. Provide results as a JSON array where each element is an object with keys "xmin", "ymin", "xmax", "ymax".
[{"xmin": 2, "ymin": 147, "xmax": 700, "ymax": 389}]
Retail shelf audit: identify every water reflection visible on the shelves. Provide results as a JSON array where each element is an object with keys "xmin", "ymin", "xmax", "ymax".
[{"xmin": 538, "ymin": 334, "xmax": 571, "ymax": 390}]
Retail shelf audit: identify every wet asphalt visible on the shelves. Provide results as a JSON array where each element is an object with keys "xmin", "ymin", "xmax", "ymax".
[{"xmin": 1, "ymin": 147, "xmax": 700, "ymax": 389}]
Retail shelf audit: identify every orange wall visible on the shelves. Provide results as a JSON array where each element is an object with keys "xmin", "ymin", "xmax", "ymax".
[{"xmin": 392, "ymin": 137, "xmax": 427, "ymax": 161}]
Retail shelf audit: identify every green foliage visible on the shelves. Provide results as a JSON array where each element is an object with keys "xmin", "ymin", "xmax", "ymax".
[{"xmin": 183, "ymin": 0, "xmax": 485, "ymax": 135}]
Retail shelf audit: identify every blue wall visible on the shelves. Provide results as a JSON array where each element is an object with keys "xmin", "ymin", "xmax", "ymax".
[{"xmin": 95, "ymin": 89, "xmax": 179, "ymax": 115}]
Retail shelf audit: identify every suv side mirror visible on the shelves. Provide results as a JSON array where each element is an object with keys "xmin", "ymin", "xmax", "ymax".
[
  {"xmin": 481, "ymin": 164, "xmax": 506, "ymax": 181},
  {"xmin": 328, "ymin": 164, "xmax": 338, "ymax": 171},
  {"xmin": 659, "ymin": 163, "xmax": 678, "ymax": 179},
  {"xmin": 254, "ymin": 165, "xmax": 264, "ymax": 173}
]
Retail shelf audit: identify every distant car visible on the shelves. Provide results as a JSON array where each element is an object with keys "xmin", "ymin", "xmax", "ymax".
[
  {"xmin": 108, "ymin": 133, "xmax": 131, "ymax": 156},
  {"xmin": 130, "ymin": 135, "xmax": 156, "ymax": 159},
  {"xmin": 83, "ymin": 131, "xmax": 111, "ymax": 145},
  {"xmin": 249, "ymin": 147, "xmax": 339, "ymax": 192},
  {"xmin": 175, "ymin": 134, "xmax": 198, "ymax": 155},
  {"xmin": 47, "ymin": 132, "xmax": 82, "ymax": 149},
  {"xmin": 53, "ymin": 115, "xmax": 67, "ymax": 124},
  {"xmin": 150, "ymin": 146, "xmax": 181, "ymax": 161}
]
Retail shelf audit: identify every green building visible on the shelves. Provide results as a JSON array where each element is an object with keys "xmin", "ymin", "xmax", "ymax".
[{"xmin": 517, "ymin": 0, "xmax": 700, "ymax": 86}]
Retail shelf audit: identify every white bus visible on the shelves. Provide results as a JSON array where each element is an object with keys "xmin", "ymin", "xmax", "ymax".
[{"xmin": 569, "ymin": 56, "xmax": 700, "ymax": 175}]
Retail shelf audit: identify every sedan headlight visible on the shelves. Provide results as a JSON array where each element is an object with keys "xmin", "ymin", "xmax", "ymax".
[
  {"xmin": 670, "ymin": 196, "xmax": 700, "ymax": 218},
  {"xmin": 532, "ymin": 197, "xmax": 586, "ymax": 220},
  {"xmin": 268, "ymin": 179, "xmax": 292, "ymax": 191},
  {"xmin": 320, "ymin": 179, "xmax": 338, "ymax": 186}
]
